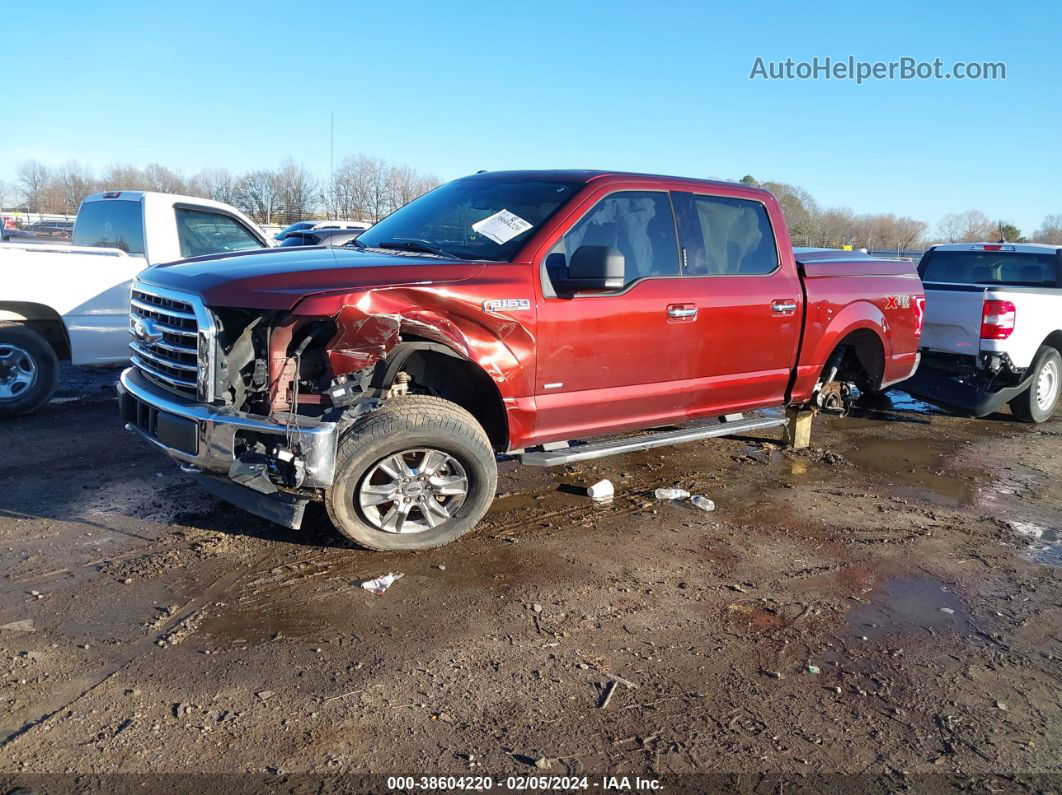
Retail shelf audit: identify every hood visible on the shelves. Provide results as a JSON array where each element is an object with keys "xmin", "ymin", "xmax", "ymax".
[{"xmin": 137, "ymin": 246, "xmax": 484, "ymax": 310}]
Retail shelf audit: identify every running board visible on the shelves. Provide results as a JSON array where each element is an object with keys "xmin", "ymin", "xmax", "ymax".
[{"xmin": 519, "ymin": 415, "xmax": 787, "ymax": 467}]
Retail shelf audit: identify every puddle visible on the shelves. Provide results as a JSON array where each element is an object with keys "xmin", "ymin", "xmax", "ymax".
[
  {"xmin": 846, "ymin": 577, "xmax": 972, "ymax": 639},
  {"xmin": 883, "ymin": 391, "xmax": 949, "ymax": 416},
  {"xmin": 846, "ymin": 437, "xmax": 975, "ymax": 506},
  {"xmin": 849, "ymin": 390, "xmax": 948, "ymax": 422},
  {"xmin": 1009, "ymin": 521, "xmax": 1062, "ymax": 567}
]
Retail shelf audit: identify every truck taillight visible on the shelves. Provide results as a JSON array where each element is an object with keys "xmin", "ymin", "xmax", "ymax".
[
  {"xmin": 913, "ymin": 295, "xmax": 926, "ymax": 335},
  {"xmin": 980, "ymin": 299, "xmax": 1016, "ymax": 340}
]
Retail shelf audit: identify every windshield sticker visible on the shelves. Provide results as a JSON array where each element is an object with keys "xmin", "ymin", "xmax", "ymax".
[{"xmin": 471, "ymin": 209, "xmax": 533, "ymax": 244}]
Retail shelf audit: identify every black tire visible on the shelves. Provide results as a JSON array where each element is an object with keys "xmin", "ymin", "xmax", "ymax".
[
  {"xmin": 0, "ymin": 324, "xmax": 60, "ymax": 419},
  {"xmin": 1009, "ymin": 346, "xmax": 1062, "ymax": 424},
  {"xmin": 324, "ymin": 395, "xmax": 497, "ymax": 550}
]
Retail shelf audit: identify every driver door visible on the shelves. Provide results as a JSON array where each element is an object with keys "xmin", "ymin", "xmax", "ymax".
[{"xmin": 533, "ymin": 190, "xmax": 708, "ymax": 442}]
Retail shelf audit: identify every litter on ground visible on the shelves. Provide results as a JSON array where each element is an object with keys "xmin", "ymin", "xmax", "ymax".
[{"xmin": 361, "ymin": 573, "xmax": 404, "ymax": 595}]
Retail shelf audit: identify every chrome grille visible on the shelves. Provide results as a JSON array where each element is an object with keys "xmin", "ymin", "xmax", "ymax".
[{"xmin": 129, "ymin": 286, "xmax": 213, "ymax": 400}]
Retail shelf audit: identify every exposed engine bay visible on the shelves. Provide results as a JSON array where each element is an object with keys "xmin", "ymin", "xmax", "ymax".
[
  {"xmin": 205, "ymin": 306, "xmax": 499, "ymax": 499},
  {"xmin": 209, "ymin": 308, "xmax": 391, "ymax": 496}
]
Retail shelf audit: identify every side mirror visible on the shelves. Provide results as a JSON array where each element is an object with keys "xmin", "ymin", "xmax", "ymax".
[{"xmin": 555, "ymin": 245, "xmax": 625, "ymax": 292}]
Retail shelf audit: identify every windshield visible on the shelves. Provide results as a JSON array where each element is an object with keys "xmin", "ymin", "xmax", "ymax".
[
  {"xmin": 356, "ymin": 176, "xmax": 583, "ymax": 261},
  {"xmin": 920, "ymin": 250, "xmax": 1060, "ymax": 287}
]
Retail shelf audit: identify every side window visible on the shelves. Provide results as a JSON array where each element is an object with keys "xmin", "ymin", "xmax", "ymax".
[
  {"xmin": 72, "ymin": 199, "xmax": 146, "ymax": 255},
  {"xmin": 673, "ymin": 192, "xmax": 779, "ymax": 276},
  {"xmin": 175, "ymin": 208, "xmax": 264, "ymax": 258},
  {"xmin": 545, "ymin": 191, "xmax": 679, "ymax": 290}
]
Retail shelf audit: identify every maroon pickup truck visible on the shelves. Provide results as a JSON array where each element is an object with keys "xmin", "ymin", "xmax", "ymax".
[{"xmin": 117, "ymin": 170, "xmax": 924, "ymax": 550}]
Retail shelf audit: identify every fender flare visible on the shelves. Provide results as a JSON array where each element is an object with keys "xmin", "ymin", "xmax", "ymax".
[{"xmin": 805, "ymin": 301, "xmax": 892, "ymax": 372}]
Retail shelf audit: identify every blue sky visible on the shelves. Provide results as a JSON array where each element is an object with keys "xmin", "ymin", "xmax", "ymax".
[{"xmin": 2, "ymin": 0, "xmax": 1059, "ymax": 234}]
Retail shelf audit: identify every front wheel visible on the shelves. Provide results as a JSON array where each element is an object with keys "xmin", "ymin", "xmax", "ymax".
[
  {"xmin": 324, "ymin": 396, "xmax": 498, "ymax": 550},
  {"xmin": 0, "ymin": 324, "xmax": 60, "ymax": 419},
  {"xmin": 1009, "ymin": 346, "xmax": 1062, "ymax": 423}
]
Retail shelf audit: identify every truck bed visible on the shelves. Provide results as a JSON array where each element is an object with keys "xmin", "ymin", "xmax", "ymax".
[{"xmin": 788, "ymin": 250, "xmax": 924, "ymax": 402}]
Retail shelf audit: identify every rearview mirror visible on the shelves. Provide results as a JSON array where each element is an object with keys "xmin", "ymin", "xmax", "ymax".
[{"xmin": 555, "ymin": 245, "xmax": 625, "ymax": 292}]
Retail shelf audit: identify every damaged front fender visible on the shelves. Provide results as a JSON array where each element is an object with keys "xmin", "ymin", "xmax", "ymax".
[{"xmin": 294, "ymin": 286, "xmax": 534, "ymax": 399}]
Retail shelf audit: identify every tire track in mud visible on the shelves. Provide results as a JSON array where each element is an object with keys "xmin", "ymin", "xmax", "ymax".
[{"xmin": 0, "ymin": 540, "xmax": 295, "ymax": 751}]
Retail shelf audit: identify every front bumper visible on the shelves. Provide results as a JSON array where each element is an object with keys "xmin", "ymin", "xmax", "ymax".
[{"xmin": 116, "ymin": 367, "xmax": 338, "ymax": 488}]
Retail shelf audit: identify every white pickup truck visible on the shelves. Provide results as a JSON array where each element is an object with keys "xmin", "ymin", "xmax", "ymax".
[
  {"xmin": 0, "ymin": 191, "xmax": 270, "ymax": 418},
  {"xmin": 904, "ymin": 242, "xmax": 1062, "ymax": 423}
]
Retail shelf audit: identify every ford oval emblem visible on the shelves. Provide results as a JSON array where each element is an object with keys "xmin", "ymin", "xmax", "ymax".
[{"xmin": 133, "ymin": 316, "xmax": 163, "ymax": 344}]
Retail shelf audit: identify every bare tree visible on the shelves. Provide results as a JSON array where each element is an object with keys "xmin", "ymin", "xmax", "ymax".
[
  {"xmin": 237, "ymin": 170, "xmax": 282, "ymax": 224},
  {"xmin": 322, "ymin": 155, "xmax": 440, "ymax": 223},
  {"xmin": 360, "ymin": 156, "xmax": 391, "ymax": 223},
  {"xmin": 811, "ymin": 207, "xmax": 857, "ymax": 248},
  {"xmin": 143, "ymin": 163, "xmax": 187, "ymax": 194},
  {"xmin": 936, "ymin": 210, "xmax": 994, "ymax": 243},
  {"xmin": 54, "ymin": 161, "xmax": 96, "ymax": 214},
  {"xmin": 893, "ymin": 216, "xmax": 928, "ymax": 252},
  {"xmin": 323, "ymin": 155, "xmax": 385, "ymax": 222},
  {"xmin": 274, "ymin": 159, "xmax": 318, "ymax": 223},
  {"xmin": 386, "ymin": 163, "xmax": 440, "ymax": 212},
  {"xmin": 762, "ymin": 181, "xmax": 817, "ymax": 245},
  {"xmin": 101, "ymin": 163, "xmax": 156, "ymax": 192},
  {"xmin": 16, "ymin": 160, "xmax": 52, "ymax": 211},
  {"xmin": 1032, "ymin": 214, "xmax": 1062, "ymax": 244},
  {"xmin": 191, "ymin": 168, "xmax": 241, "ymax": 206}
]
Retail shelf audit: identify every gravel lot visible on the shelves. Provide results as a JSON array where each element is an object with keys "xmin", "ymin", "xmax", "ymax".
[{"xmin": 0, "ymin": 367, "xmax": 1059, "ymax": 792}]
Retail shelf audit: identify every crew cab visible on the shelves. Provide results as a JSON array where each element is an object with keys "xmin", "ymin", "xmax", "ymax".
[
  {"xmin": 0, "ymin": 191, "xmax": 270, "ymax": 417},
  {"xmin": 903, "ymin": 242, "xmax": 1062, "ymax": 422},
  {"xmin": 116, "ymin": 170, "xmax": 924, "ymax": 550}
]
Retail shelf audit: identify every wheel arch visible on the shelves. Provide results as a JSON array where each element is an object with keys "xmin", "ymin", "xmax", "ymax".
[
  {"xmin": 1040, "ymin": 329, "xmax": 1062, "ymax": 357},
  {"xmin": 378, "ymin": 337, "xmax": 510, "ymax": 451},
  {"xmin": 823, "ymin": 326, "xmax": 887, "ymax": 392},
  {"xmin": 0, "ymin": 302, "xmax": 71, "ymax": 361}
]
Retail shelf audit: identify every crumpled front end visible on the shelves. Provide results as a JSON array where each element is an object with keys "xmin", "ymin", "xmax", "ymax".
[{"xmin": 117, "ymin": 276, "xmax": 525, "ymax": 528}]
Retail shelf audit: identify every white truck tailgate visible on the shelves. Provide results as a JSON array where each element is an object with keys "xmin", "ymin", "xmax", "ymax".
[{"xmin": 920, "ymin": 285, "xmax": 986, "ymax": 356}]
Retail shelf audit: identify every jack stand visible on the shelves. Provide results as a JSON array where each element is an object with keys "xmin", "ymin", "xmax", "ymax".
[{"xmin": 784, "ymin": 407, "xmax": 814, "ymax": 450}]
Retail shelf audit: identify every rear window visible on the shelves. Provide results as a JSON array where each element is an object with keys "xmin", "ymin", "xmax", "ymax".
[
  {"xmin": 920, "ymin": 250, "xmax": 1059, "ymax": 287},
  {"xmin": 674, "ymin": 193, "xmax": 779, "ymax": 276},
  {"xmin": 72, "ymin": 199, "xmax": 146, "ymax": 255}
]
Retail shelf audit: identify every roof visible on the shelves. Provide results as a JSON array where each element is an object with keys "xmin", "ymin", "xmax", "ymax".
[
  {"xmin": 930, "ymin": 242, "xmax": 1061, "ymax": 254},
  {"xmin": 462, "ymin": 169, "xmax": 774, "ymax": 198}
]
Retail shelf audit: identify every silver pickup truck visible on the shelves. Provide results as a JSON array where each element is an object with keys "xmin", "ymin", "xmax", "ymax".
[{"xmin": 903, "ymin": 242, "xmax": 1062, "ymax": 422}]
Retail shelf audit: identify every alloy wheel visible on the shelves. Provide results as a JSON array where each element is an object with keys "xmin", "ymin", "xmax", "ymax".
[{"xmin": 357, "ymin": 448, "xmax": 469, "ymax": 533}]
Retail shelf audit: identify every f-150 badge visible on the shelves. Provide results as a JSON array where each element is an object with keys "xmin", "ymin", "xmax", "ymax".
[{"xmin": 483, "ymin": 298, "xmax": 531, "ymax": 312}]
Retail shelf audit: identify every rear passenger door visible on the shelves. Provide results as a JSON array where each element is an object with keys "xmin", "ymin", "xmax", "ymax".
[
  {"xmin": 671, "ymin": 191, "xmax": 803, "ymax": 408},
  {"xmin": 533, "ymin": 190, "xmax": 710, "ymax": 441}
]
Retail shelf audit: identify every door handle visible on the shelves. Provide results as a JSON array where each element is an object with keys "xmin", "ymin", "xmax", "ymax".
[
  {"xmin": 667, "ymin": 303, "xmax": 698, "ymax": 320},
  {"xmin": 771, "ymin": 299, "xmax": 798, "ymax": 315}
]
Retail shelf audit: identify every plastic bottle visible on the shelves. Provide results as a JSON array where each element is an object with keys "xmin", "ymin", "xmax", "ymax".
[
  {"xmin": 654, "ymin": 487, "xmax": 690, "ymax": 500},
  {"xmin": 690, "ymin": 495, "xmax": 715, "ymax": 512}
]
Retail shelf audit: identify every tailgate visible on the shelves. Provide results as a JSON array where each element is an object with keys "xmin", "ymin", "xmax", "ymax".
[{"xmin": 920, "ymin": 284, "xmax": 986, "ymax": 356}]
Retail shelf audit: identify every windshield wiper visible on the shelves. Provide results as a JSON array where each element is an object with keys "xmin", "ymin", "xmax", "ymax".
[{"xmin": 374, "ymin": 239, "xmax": 461, "ymax": 259}]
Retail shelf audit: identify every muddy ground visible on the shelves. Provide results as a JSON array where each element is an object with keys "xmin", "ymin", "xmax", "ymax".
[{"xmin": 0, "ymin": 368, "xmax": 1059, "ymax": 793}]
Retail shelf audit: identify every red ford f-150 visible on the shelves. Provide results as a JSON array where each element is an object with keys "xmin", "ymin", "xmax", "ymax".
[{"xmin": 116, "ymin": 170, "xmax": 924, "ymax": 549}]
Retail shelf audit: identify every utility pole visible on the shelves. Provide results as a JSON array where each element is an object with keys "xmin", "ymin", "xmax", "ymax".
[{"xmin": 329, "ymin": 111, "xmax": 335, "ymax": 219}]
